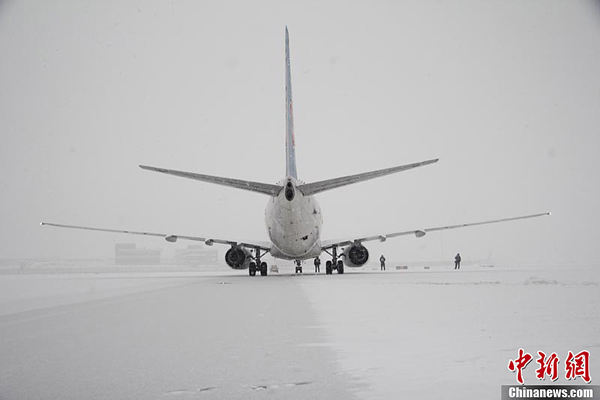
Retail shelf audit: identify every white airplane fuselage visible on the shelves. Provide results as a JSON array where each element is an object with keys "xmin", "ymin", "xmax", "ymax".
[{"xmin": 266, "ymin": 177, "xmax": 322, "ymax": 260}]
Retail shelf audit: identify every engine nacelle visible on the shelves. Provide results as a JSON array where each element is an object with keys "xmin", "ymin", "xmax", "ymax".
[
  {"xmin": 225, "ymin": 246, "xmax": 252, "ymax": 270},
  {"xmin": 342, "ymin": 244, "xmax": 370, "ymax": 267},
  {"xmin": 165, "ymin": 235, "xmax": 178, "ymax": 243}
]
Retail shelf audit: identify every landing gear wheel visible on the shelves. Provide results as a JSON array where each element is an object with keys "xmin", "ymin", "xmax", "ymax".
[
  {"xmin": 337, "ymin": 260, "xmax": 344, "ymax": 274},
  {"xmin": 260, "ymin": 262, "xmax": 268, "ymax": 276},
  {"xmin": 249, "ymin": 262, "xmax": 257, "ymax": 276},
  {"xmin": 295, "ymin": 266, "xmax": 303, "ymax": 274},
  {"xmin": 325, "ymin": 260, "xmax": 332, "ymax": 275}
]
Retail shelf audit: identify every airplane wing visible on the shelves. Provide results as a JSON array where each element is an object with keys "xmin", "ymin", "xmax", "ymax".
[
  {"xmin": 139, "ymin": 165, "xmax": 282, "ymax": 197},
  {"xmin": 297, "ymin": 158, "xmax": 439, "ymax": 196},
  {"xmin": 40, "ymin": 222, "xmax": 272, "ymax": 251},
  {"xmin": 321, "ymin": 212, "xmax": 550, "ymax": 249}
]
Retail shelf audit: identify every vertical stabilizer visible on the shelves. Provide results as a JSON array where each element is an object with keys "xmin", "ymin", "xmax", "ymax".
[{"xmin": 285, "ymin": 26, "xmax": 298, "ymax": 179}]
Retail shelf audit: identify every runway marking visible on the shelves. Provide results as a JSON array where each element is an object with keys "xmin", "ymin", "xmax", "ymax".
[
  {"xmin": 298, "ymin": 342, "xmax": 342, "ymax": 348},
  {"xmin": 413, "ymin": 281, "xmax": 501, "ymax": 286},
  {"xmin": 524, "ymin": 277, "xmax": 559, "ymax": 285},
  {"xmin": 164, "ymin": 386, "xmax": 217, "ymax": 395},
  {"xmin": 246, "ymin": 381, "xmax": 313, "ymax": 391}
]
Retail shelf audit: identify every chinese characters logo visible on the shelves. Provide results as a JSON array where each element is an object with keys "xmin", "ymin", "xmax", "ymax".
[{"xmin": 508, "ymin": 349, "xmax": 591, "ymax": 384}]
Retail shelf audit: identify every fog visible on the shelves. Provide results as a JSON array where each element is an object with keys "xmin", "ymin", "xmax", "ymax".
[{"xmin": 1, "ymin": 1, "xmax": 599, "ymax": 267}]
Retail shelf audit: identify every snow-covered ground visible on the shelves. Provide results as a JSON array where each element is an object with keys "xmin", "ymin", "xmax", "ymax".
[
  {"xmin": 299, "ymin": 264, "xmax": 600, "ymax": 398},
  {"xmin": 0, "ymin": 264, "xmax": 598, "ymax": 399}
]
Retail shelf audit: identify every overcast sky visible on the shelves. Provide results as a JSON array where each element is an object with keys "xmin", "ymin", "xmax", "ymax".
[{"xmin": 1, "ymin": 1, "xmax": 599, "ymax": 266}]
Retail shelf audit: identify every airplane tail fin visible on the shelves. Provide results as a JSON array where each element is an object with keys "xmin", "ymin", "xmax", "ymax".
[{"xmin": 285, "ymin": 26, "xmax": 298, "ymax": 179}]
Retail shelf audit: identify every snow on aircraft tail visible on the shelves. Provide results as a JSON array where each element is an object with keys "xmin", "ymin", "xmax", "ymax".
[{"xmin": 285, "ymin": 26, "xmax": 298, "ymax": 179}]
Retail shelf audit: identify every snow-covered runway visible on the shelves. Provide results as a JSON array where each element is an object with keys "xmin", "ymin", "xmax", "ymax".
[
  {"xmin": 299, "ymin": 265, "xmax": 600, "ymax": 398},
  {"xmin": 0, "ymin": 265, "xmax": 598, "ymax": 399}
]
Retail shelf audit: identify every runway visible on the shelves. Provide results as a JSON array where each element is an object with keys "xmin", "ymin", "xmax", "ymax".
[
  {"xmin": 0, "ymin": 272, "xmax": 359, "ymax": 400},
  {"xmin": 0, "ymin": 264, "xmax": 598, "ymax": 399}
]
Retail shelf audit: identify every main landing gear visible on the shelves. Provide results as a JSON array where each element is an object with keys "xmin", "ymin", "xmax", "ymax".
[
  {"xmin": 324, "ymin": 246, "xmax": 344, "ymax": 275},
  {"xmin": 249, "ymin": 248, "xmax": 269, "ymax": 277},
  {"xmin": 295, "ymin": 260, "xmax": 303, "ymax": 274}
]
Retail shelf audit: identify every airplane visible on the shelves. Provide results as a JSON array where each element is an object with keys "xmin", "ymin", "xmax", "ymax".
[{"xmin": 41, "ymin": 27, "xmax": 550, "ymax": 276}]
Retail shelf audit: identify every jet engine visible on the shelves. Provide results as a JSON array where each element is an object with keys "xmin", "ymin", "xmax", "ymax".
[
  {"xmin": 225, "ymin": 246, "xmax": 252, "ymax": 270},
  {"xmin": 342, "ymin": 244, "xmax": 369, "ymax": 267}
]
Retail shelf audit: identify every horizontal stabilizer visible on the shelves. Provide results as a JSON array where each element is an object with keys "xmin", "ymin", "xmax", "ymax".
[
  {"xmin": 298, "ymin": 158, "xmax": 439, "ymax": 195},
  {"xmin": 139, "ymin": 165, "xmax": 282, "ymax": 196}
]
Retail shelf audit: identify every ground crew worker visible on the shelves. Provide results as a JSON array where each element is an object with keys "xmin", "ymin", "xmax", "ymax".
[
  {"xmin": 455, "ymin": 253, "xmax": 461, "ymax": 269},
  {"xmin": 314, "ymin": 256, "xmax": 321, "ymax": 273},
  {"xmin": 380, "ymin": 255, "xmax": 386, "ymax": 271}
]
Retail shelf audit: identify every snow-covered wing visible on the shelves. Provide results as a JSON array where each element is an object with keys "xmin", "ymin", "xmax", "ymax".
[
  {"xmin": 321, "ymin": 212, "xmax": 550, "ymax": 249},
  {"xmin": 40, "ymin": 222, "xmax": 272, "ymax": 251}
]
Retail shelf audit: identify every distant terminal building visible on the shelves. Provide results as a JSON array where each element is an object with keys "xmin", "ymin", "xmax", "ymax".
[
  {"xmin": 174, "ymin": 245, "xmax": 218, "ymax": 266},
  {"xmin": 114, "ymin": 243, "xmax": 161, "ymax": 265}
]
